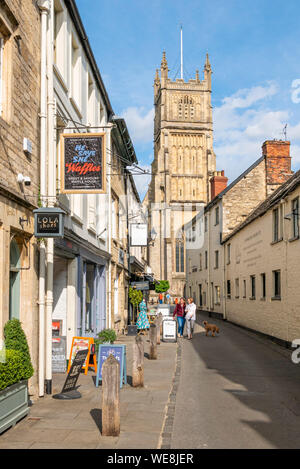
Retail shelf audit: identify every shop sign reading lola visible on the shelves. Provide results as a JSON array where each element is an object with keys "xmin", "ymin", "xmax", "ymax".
[
  {"xmin": 60, "ymin": 133, "xmax": 106, "ymax": 194},
  {"xmin": 33, "ymin": 208, "xmax": 66, "ymax": 238}
]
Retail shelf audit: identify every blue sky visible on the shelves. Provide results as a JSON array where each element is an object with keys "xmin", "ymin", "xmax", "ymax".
[{"xmin": 76, "ymin": 0, "xmax": 300, "ymax": 199}]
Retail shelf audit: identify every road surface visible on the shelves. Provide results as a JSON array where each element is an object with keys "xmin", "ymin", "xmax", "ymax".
[{"xmin": 171, "ymin": 313, "xmax": 300, "ymax": 449}]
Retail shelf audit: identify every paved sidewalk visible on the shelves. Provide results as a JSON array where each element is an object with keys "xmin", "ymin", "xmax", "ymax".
[{"xmin": 0, "ymin": 335, "xmax": 177, "ymax": 449}]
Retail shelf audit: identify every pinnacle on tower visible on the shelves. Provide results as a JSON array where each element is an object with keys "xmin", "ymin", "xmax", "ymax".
[
  {"xmin": 195, "ymin": 69, "xmax": 200, "ymax": 82},
  {"xmin": 204, "ymin": 53, "xmax": 211, "ymax": 72},
  {"xmin": 155, "ymin": 68, "xmax": 160, "ymax": 84},
  {"xmin": 160, "ymin": 50, "xmax": 168, "ymax": 80},
  {"xmin": 161, "ymin": 51, "xmax": 168, "ymax": 71}
]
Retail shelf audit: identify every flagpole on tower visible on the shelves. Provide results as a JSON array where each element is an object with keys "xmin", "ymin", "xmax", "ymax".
[{"xmin": 180, "ymin": 24, "xmax": 183, "ymax": 80}]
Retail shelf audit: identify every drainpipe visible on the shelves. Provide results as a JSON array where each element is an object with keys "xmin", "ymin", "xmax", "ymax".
[
  {"xmin": 37, "ymin": 0, "xmax": 50, "ymax": 398},
  {"xmin": 107, "ymin": 125, "xmax": 112, "ymax": 329},
  {"xmin": 45, "ymin": 0, "xmax": 55, "ymax": 395}
]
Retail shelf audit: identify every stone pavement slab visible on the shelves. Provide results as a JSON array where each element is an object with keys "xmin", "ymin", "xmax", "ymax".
[{"xmin": 0, "ymin": 334, "xmax": 177, "ymax": 449}]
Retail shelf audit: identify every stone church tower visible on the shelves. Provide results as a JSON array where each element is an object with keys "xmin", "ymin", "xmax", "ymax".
[{"xmin": 145, "ymin": 51, "xmax": 216, "ymax": 299}]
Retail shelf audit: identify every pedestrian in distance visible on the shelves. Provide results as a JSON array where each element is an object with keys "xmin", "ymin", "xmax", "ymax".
[
  {"xmin": 173, "ymin": 297, "xmax": 186, "ymax": 338},
  {"xmin": 185, "ymin": 297, "xmax": 196, "ymax": 340},
  {"xmin": 136, "ymin": 297, "xmax": 150, "ymax": 335},
  {"xmin": 159, "ymin": 293, "xmax": 163, "ymax": 304}
]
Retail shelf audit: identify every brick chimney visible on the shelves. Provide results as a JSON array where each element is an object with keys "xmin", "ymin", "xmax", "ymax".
[
  {"xmin": 210, "ymin": 170, "xmax": 228, "ymax": 200},
  {"xmin": 263, "ymin": 140, "xmax": 293, "ymax": 195}
]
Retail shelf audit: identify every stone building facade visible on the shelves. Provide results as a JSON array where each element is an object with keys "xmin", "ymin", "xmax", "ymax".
[
  {"xmin": 223, "ymin": 169, "xmax": 300, "ymax": 345},
  {"xmin": 0, "ymin": 0, "xmax": 41, "ymax": 395},
  {"xmin": 145, "ymin": 52, "xmax": 216, "ymax": 299},
  {"xmin": 185, "ymin": 140, "xmax": 293, "ymax": 317}
]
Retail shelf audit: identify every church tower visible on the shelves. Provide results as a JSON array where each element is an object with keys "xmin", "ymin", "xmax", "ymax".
[{"xmin": 146, "ymin": 51, "xmax": 216, "ymax": 298}]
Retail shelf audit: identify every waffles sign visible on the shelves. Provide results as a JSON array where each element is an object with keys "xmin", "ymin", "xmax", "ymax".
[{"xmin": 60, "ymin": 133, "xmax": 106, "ymax": 193}]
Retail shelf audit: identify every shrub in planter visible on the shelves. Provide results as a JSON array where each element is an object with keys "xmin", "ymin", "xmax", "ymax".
[
  {"xmin": 4, "ymin": 319, "xmax": 34, "ymax": 380},
  {"xmin": 94, "ymin": 328, "xmax": 117, "ymax": 354},
  {"xmin": 0, "ymin": 349, "xmax": 24, "ymax": 391}
]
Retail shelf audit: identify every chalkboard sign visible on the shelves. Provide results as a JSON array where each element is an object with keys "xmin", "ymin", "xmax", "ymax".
[
  {"xmin": 96, "ymin": 344, "xmax": 127, "ymax": 389},
  {"xmin": 60, "ymin": 133, "xmax": 106, "ymax": 194},
  {"xmin": 52, "ymin": 336, "xmax": 66, "ymax": 373},
  {"xmin": 53, "ymin": 349, "xmax": 89, "ymax": 400}
]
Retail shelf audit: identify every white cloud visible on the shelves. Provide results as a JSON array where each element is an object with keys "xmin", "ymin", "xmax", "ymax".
[
  {"xmin": 122, "ymin": 107, "xmax": 154, "ymax": 143},
  {"xmin": 213, "ymin": 82, "xmax": 300, "ymax": 182}
]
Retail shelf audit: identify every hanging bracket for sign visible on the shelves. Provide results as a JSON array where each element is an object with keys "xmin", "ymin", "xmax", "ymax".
[{"xmin": 33, "ymin": 207, "xmax": 66, "ymax": 238}]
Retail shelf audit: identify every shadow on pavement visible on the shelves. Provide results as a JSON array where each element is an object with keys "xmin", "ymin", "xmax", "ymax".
[
  {"xmin": 90, "ymin": 408, "xmax": 102, "ymax": 433},
  {"xmin": 190, "ymin": 311, "xmax": 300, "ymax": 449}
]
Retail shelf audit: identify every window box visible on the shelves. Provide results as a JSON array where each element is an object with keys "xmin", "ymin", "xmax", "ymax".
[
  {"xmin": 0, "ymin": 381, "xmax": 29, "ymax": 434},
  {"xmin": 288, "ymin": 236, "xmax": 300, "ymax": 243}
]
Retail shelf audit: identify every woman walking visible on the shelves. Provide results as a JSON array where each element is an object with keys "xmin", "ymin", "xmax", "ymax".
[
  {"xmin": 185, "ymin": 297, "xmax": 196, "ymax": 340},
  {"xmin": 173, "ymin": 297, "xmax": 186, "ymax": 338},
  {"xmin": 136, "ymin": 297, "xmax": 150, "ymax": 335}
]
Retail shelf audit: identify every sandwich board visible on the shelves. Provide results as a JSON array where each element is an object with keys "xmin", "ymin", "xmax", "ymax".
[
  {"xmin": 95, "ymin": 344, "xmax": 127, "ymax": 389},
  {"xmin": 67, "ymin": 336, "xmax": 97, "ymax": 375}
]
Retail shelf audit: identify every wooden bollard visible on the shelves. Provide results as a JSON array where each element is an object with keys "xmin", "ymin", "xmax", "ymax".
[
  {"xmin": 102, "ymin": 354, "xmax": 120, "ymax": 436},
  {"xmin": 156, "ymin": 313, "xmax": 163, "ymax": 345},
  {"xmin": 149, "ymin": 323, "xmax": 158, "ymax": 359},
  {"xmin": 132, "ymin": 335, "xmax": 144, "ymax": 387}
]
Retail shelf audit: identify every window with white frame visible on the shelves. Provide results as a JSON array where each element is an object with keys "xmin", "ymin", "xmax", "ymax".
[
  {"xmin": 292, "ymin": 197, "xmax": 299, "ymax": 238},
  {"xmin": 54, "ymin": 0, "xmax": 66, "ymax": 79},
  {"xmin": 71, "ymin": 34, "xmax": 81, "ymax": 107}
]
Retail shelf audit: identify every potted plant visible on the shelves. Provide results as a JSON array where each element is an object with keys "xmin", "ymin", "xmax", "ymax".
[
  {"xmin": 129, "ymin": 287, "xmax": 143, "ymax": 324},
  {"xmin": 94, "ymin": 328, "xmax": 117, "ymax": 354},
  {"xmin": 0, "ymin": 319, "xmax": 34, "ymax": 434}
]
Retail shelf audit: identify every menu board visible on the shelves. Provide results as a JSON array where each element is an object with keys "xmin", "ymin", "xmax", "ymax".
[
  {"xmin": 67, "ymin": 337, "xmax": 97, "ymax": 375},
  {"xmin": 162, "ymin": 318, "xmax": 177, "ymax": 343},
  {"xmin": 60, "ymin": 133, "xmax": 106, "ymax": 194},
  {"xmin": 61, "ymin": 349, "xmax": 89, "ymax": 393},
  {"xmin": 96, "ymin": 344, "xmax": 127, "ymax": 389},
  {"xmin": 52, "ymin": 336, "xmax": 66, "ymax": 373}
]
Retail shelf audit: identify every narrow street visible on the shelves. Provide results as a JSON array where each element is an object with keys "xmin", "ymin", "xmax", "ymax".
[{"xmin": 171, "ymin": 314, "xmax": 300, "ymax": 449}]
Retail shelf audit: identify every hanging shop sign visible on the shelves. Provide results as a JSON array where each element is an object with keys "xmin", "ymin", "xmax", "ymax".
[
  {"xmin": 130, "ymin": 281, "xmax": 150, "ymax": 291},
  {"xmin": 130, "ymin": 223, "xmax": 148, "ymax": 246},
  {"xmin": 96, "ymin": 344, "xmax": 127, "ymax": 389},
  {"xmin": 67, "ymin": 337, "xmax": 97, "ymax": 375},
  {"xmin": 60, "ymin": 133, "xmax": 106, "ymax": 194},
  {"xmin": 33, "ymin": 207, "xmax": 65, "ymax": 238}
]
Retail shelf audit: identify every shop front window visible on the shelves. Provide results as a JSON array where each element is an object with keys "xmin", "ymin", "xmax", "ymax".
[{"xmin": 84, "ymin": 263, "xmax": 95, "ymax": 333}]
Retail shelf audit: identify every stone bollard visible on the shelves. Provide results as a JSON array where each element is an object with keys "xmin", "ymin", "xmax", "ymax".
[
  {"xmin": 156, "ymin": 313, "xmax": 163, "ymax": 345},
  {"xmin": 132, "ymin": 335, "xmax": 144, "ymax": 387},
  {"xmin": 149, "ymin": 323, "xmax": 158, "ymax": 359},
  {"xmin": 101, "ymin": 354, "xmax": 120, "ymax": 436}
]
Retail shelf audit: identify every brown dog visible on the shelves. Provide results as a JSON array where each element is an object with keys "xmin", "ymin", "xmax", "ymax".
[{"xmin": 203, "ymin": 320, "xmax": 220, "ymax": 337}]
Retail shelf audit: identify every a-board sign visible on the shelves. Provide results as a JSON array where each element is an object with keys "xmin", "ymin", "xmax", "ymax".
[
  {"xmin": 60, "ymin": 133, "xmax": 106, "ymax": 194},
  {"xmin": 96, "ymin": 344, "xmax": 127, "ymax": 389},
  {"xmin": 162, "ymin": 317, "xmax": 177, "ymax": 343},
  {"xmin": 67, "ymin": 337, "xmax": 97, "ymax": 375},
  {"xmin": 52, "ymin": 348, "xmax": 89, "ymax": 399},
  {"xmin": 52, "ymin": 336, "xmax": 66, "ymax": 373}
]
